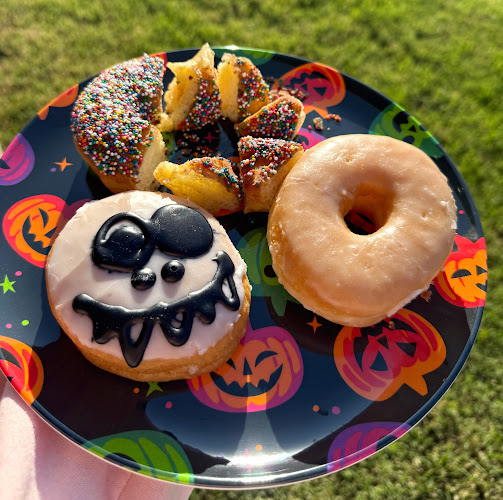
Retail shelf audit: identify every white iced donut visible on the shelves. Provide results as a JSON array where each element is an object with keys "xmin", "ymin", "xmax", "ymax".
[
  {"xmin": 267, "ymin": 134, "xmax": 457, "ymax": 327},
  {"xmin": 46, "ymin": 191, "xmax": 251, "ymax": 381}
]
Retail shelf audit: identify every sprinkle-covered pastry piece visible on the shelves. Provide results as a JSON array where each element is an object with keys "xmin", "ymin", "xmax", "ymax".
[
  {"xmin": 217, "ymin": 53, "xmax": 269, "ymax": 122},
  {"xmin": 160, "ymin": 44, "xmax": 221, "ymax": 132},
  {"xmin": 154, "ymin": 157, "xmax": 243, "ymax": 216},
  {"xmin": 71, "ymin": 55, "xmax": 164, "ymax": 178},
  {"xmin": 238, "ymin": 136, "xmax": 304, "ymax": 213},
  {"xmin": 71, "ymin": 54, "xmax": 166, "ymax": 193},
  {"xmin": 234, "ymin": 94, "xmax": 305, "ymax": 140}
]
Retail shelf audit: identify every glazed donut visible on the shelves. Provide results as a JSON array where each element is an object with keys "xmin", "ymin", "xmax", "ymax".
[
  {"xmin": 71, "ymin": 55, "xmax": 167, "ymax": 194},
  {"xmin": 46, "ymin": 191, "xmax": 251, "ymax": 381},
  {"xmin": 267, "ymin": 134, "xmax": 457, "ymax": 327}
]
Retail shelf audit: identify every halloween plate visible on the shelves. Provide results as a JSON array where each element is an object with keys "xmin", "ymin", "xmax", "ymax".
[{"xmin": 0, "ymin": 47, "xmax": 486, "ymax": 489}]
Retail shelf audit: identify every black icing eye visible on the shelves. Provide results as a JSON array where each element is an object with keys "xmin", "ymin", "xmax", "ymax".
[
  {"xmin": 151, "ymin": 205, "xmax": 213, "ymax": 257},
  {"xmin": 95, "ymin": 224, "xmax": 145, "ymax": 270},
  {"xmin": 131, "ymin": 268, "xmax": 156, "ymax": 290},
  {"xmin": 161, "ymin": 260, "xmax": 185, "ymax": 283},
  {"xmin": 92, "ymin": 205, "xmax": 212, "ymax": 273},
  {"xmin": 93, "ymin": 213, "xmax": 154, "ymax": 272},
  {"xmin": 106, "ymin": 224, "xmax": 144, "ymax": 255}
]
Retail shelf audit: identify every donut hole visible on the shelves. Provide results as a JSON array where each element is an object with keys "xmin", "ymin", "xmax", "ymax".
[
  {"xmin": 342, "ymin": 185, "xmax": 393, "ymax": 235},
  {"xmin": 344, "ymin": 209, "xmax": 377, "ymax": 235}
]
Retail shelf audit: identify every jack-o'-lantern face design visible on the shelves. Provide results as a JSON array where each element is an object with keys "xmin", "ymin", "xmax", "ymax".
[
  {"xmin": 369, "ymin": 103, "xmax": 443, "ymax": 158},
  {"xmin": 434, "ymin": 235, "xmax": 487, "ymax": 307},
  {"xmin": 188, "ymin": 323, "xmax": 303, "ymax": 412},
  {"xmin": 0, "ymin": 336, "xmax": 44, "ymax": 404},
  {"xmin": 277, "ymin": 62, "xmax": 346, "ymax": 117},
  {"xmin": 334, "ymin": 309, "xmax": 446, "ymax": 401},
  {"xmin": 2, "ymin": 195, "xmax": 86, "ymax": 267},
  {"xmin": 71, "ymin": 204, "xmax": 241, "ymax": 368}
]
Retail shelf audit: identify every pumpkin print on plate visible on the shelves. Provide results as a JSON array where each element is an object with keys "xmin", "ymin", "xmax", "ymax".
[
  {"xmin": 84, "ymin": 430, "xmax": 193, "ymax": 484},
  {"xmin": 333, "ymin": 309, "xmax": 446, "ymax": 401},
  {"xmin": 237, "ymin": 226, "xmax": 299, "ymax": 317},
  {"xmin": 0, "ymin": 336, "xmax": 44, "ymax": 404},
  {"xmin": 0, "ymin": 134, "xmax": 35, "ymax": 186},
  {"xmin": 276, "ymin": 62, "xmax": 346, "ymax": 117},
  {"xmin": 2, "ymin": 195, "xmax": 88, "ymax": 268},
  {"xmin": 327, "ymin": 421, "xmax": 411, "ymax": 473},
  {"xmin": 37, "ymin": 84, "xmax": 79, "ymax": 121},
  {"xmin": 369, "ymin": 102, "xmax": 443, "ymax": 158},
  {"xmin": 188, "ymin": 322, "xmax": 303, "ymax": 412},
  {"xmin": 434, "ymin": 235, "xmax": 487, "ymax": 308}
]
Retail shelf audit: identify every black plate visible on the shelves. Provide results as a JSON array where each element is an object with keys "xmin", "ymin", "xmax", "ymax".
[{"xmin": 0, "ymin": 46, "xmax": 486, "ymax": 488}]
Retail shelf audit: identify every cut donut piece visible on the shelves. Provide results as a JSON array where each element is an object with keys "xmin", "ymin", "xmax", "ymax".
[
  {"xmin": 238, "ymin": 136, "xmax": 304, "ymax": 213},
  {"xmin": 217, "ymin": 53, "xmax": 269, "ymax": 122},
  {"xmin": 234, "ymin": 94, "xmax": 305, "ymax": 140},
  {"xmin": 160, "ymin": 43, "xmax": 221, "ymax": 132},
  {"xmin": 154, "ymin": 157, "xmax": 243, "ymax": 216}
]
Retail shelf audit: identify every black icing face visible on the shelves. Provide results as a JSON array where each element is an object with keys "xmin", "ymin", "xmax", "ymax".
[
  {"xmin": 72, "ymin": 204, "xmax": 241, "ymax": 368},
  {"xmin": 92, "ymin": 204, "xmax": 214, "ymax": 273}
]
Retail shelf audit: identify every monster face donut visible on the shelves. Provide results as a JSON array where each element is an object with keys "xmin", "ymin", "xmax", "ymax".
[
  {"xmin": 46, "ymin": 191, "xmax": 251, "ymax": 381},
  {"xmin": 267, "ymin": 134, "xmax": 457, "ymax": 327}
]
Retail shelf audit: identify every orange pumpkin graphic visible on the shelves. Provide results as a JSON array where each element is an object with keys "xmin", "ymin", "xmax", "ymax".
[
  {"xmin": 277, "ymin": 62, "xmax": 346, "ymax": 117},
  {"xmin": 334, "ymin": 309, "xmax": 446, "ymax": 401},
  {"xmin": 2, "ymin": 195, "xmax": 88, "ymax": 268},
  {"xmin": 434, "ymin": 235, "xmax": 487, "ymax": 307},
  {"xmin": 189, "ymin": 323, "xmax": 303, "ymax": 412},
  {"xmin": 38, "ymin": 85, "xmax": 79, "ymax": 120},
  {"xmin": 0, "ymin": 336, "xmax": 44, "ymax": 404}
]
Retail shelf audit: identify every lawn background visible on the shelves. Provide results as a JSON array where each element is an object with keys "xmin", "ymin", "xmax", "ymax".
[{"xmin": 1, "ymin": 1, "xmax": 501, "ymax": 498}]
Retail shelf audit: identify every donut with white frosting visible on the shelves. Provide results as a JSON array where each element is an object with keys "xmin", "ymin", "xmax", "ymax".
[{"xmin": 46, "ymin": 191, "xmax": 251, "ymax": 381}]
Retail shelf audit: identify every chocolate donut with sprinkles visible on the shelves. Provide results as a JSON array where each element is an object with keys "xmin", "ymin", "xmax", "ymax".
[{"xmin": 71, "ymin": 54, "xmax": 167, "ymax": 193}]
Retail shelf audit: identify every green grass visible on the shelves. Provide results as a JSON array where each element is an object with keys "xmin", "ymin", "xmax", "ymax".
[{"xmin": 1, "ymin": 0, "xmax": 502, "ymax": 498}]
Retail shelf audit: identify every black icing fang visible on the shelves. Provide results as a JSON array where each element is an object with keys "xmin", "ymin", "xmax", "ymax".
[{"xmin": 72, "ymin": 251, "xmax": 240, "ymax": 368}]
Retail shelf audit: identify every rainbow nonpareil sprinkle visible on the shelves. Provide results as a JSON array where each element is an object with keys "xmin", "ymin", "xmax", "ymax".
[
  {"xmin": 178, "ymin": 76, "xmax": 221, "ymax": 130},
  {"xmin": 235, "ymin": 58, "xmax": 269, "ymax": 121},
  {"xmin": 235, "ymin": 96, "xmax": 302, "ymax": 140},
  {"xmin": 199, "ymin": 157, "xmax": 241, "ymax": 191},
  {"xmin": 238, "ymin": 136, "xmax": 303, "ymax": 186}
]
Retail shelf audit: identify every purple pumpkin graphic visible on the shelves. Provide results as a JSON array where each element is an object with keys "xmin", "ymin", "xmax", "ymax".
[
  {"xmin": 327, "ymin": 421, "xmax": 410, "ymax": 472},
  {"xmin": 0, "ymin": 134, "xmax": 35, "ymax": 186}
]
